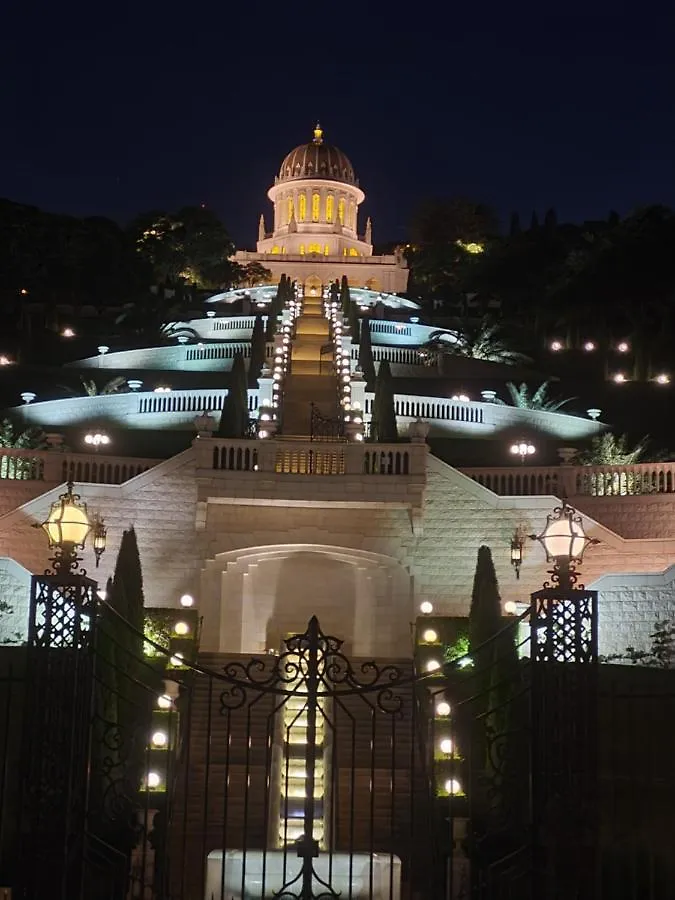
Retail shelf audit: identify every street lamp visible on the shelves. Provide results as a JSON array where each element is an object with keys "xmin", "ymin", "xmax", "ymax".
[
  {"xmin": 528, "ymin": 499, "xmax": 600, "ymax": 891},
  {"xmin": 84, "ymin": 431, "xmax": 111, "ymax": 450},
  {"xmin": 529, "ymin": 499, "xmax": 598, "ymax": 591},
  {"xmin": 510, "ymin": 440, "xmax": 535, "ymax": 464},
  {"xmin": 39, "ymin": 481, "xmax": 106, "ymax": 574}
]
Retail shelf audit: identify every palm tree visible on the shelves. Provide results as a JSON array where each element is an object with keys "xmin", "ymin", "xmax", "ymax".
[
  {"xmin": 80, "ymin": 376, "xmax": 127, "ymax": 396},
  {"xmin": 424, "ymin": 319, "xmax": 531, "ymax": 366},
  {"xmin": 0, "ymin": 418, "xmax": 47, "ymax": 479},
  {"xmin": 499, "ymin": 381, "xmax": 574, "ymax": 412},
  {"xmin": 575, "ymin": 433, "xmax": 650, "ymax": 465}
]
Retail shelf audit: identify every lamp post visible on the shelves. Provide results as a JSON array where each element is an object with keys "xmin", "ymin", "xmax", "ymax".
[
  {"xmin": 529, "ymin": 499, "xmax": 599, "ymax": 896},
  {"xmin": 25, "ymin": 481, "xmax": 107, "ymax": 897},
  {"xmin": 510, "ymin": 440, "xmax": 535, "ymax": 464}
]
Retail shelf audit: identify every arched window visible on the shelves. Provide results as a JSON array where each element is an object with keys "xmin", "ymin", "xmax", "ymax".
[
  {"xmin": 348, "ymin": 200, "xmax": 355, "ymax": 229},
  {"xmin": 299, "ymin": 244, "xmax": 305, "ymax": 255},
  {"xmin": 312, "ymin": 193, "xmax": 320, "ymax": 222},
  {"xmin": 271, "ymin": 246, "xmax": 280, "ymax": 254},
  {"xmin": 326, "ymin": 195, "xmax": 334, "ymax": 223},
  {"xmin": 349, "ymin": 247, "xmax": 358, "ymax": 256},
  {"xmin": 338, "ymin": 198, "xmax": 345, "ymax": 224},
  {"xmin": 308, "ymin": 242, "xmax": 321, "ymax": 254},
  {"xmin": 287, "ymin": 197, "xmax": 294, "ymax": 222},
  {"xmin": 281, "ymin": 246, "xmax": 286, "ymax": 254},
  {"xmin": 324, "ymin": 244, "xmax": 329, "ymax": 255},
  {"xmin": 298, "ymin": 193, "xmax": 307, "ymax": 221},
  {"xmin": 343, "ymin": 247, "xmax": 348, "ymax": 256}
]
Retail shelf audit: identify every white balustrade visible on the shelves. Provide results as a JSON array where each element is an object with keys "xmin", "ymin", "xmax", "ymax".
[
  {"xmin": 0, "ymin": 447, "xmax": 157, "ymax": 484},
  {"xmin": 461, "ymin": 462, "xmax": 675, "ymax": 497},
  {"xmin": 196, "ymin": 438, "xmax": 427, "ymax": 477}
]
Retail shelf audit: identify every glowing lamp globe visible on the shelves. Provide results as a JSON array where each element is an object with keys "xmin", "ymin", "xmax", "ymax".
[
  {"xmin": 436, "ymin": 701, "xmax": 451, "ymax": 717},
  {"xmin": 41, "ymin": 483, "xmax": 92, "ymax": 549},
  {"xmin": 532, "ymin": 501, "xmax": 594, "ymax": 563}
]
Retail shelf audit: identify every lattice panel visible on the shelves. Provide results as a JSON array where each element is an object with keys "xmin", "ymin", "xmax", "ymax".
[
  {"xmin": 530, "ymin": 589, "xmax": 597, "ymax": 664},
  {"xmin": 30, "ymin": 575, "xmax": 98, "ymax": 650}
]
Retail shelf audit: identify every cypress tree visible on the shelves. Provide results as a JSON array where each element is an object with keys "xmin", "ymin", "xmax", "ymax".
[
  {"xmin": 92, "ymin": 529, "xmax": 153, "ymax": 858},
  {"xmin": 469, "ymin": 546, "xmax": 504, "ymax": 683},
  {"xmin": 508, "ymin": 212, "xmax": 521, "ymax": 236},
  {"xmin": 358, "ymin": 318, "xmax": 376, "ymax": 387},
  {"xmin": 329, "ymin": 280, "xmax": 339, "ymax": 304},
  {"xmin": 248, "ymin": 315, "xmax": 266, "ymax": 387},
  {"xmin": 218, "ymin": 353, "xmax": 249, "ymax": 437},
  {"xmin": 467, "ymin": 545, "xmax": 522, "ymax": 829},
  {"xmin": 348, "ymin": 299, "xmax": 360, "ymax": 343},
  {"xmin": 371, "ymin": 359, "xmax": 398, "ymax": 442},
  {"xmin": 529, "ymin": 210, "xmax": 540, "ymax": 231},
  {"xmin": 340, "ymin": 275, "xmax": 350, "ymax": 316}
]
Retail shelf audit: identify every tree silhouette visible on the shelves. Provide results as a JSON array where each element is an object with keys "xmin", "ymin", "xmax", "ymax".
[
  {"xmin": 217, "ymin": 353, "xmax": 249, "ymax": 437},
  {"xmin": 370, "ymin": 359, "xmax": 397, "ymax": 442}
]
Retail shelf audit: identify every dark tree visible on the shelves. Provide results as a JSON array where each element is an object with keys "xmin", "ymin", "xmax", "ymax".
[
  {"xmin": 217, "ymin": 353, "xmax": 249, "ymax": 437},
  {"xmin": 340, "ymin": 275, "xmax": 351, "ymax": 316},
  {"xmin": 358, "ymin": 317, "xmax": 376, "ymax": 386},
  {"xmin": 92, "ymin": 528, "xmax": 153, "ymax": 862},
  {"xmin": 248, "ymin": 315, "xmax": 266, "ymax": 387},
  {"xmin": 529, "ymin": 210, "xmax": 540, "ymax": 231},
  {"xmin": 371, "ymin": 359, "xmax": 397, "ymax": 442},
  {"xmin": 508, "ymin": 212, "xmax": 521, "ymax": 236}
]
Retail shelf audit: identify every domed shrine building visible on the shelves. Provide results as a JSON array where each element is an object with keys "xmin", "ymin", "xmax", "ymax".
[{"xmin": 233, "ymin": 124, "xmax": 409, "ymax": 294}]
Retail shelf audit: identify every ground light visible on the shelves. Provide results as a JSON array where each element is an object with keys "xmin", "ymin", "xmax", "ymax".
[
  {"xmin": 420, "ymin": 601, "xmax": 433, "ymax": 614},
  {"xmin": 435, "ymin": 701, "xmax": 451, "ymax": 717}
]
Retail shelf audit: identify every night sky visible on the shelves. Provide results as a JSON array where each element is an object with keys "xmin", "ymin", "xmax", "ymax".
[{"xmin": 3, "ymin": 5, "xmax": 674, "ymax": 246}]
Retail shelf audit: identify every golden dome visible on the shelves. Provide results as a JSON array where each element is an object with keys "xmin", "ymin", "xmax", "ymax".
[{"xmin": 277, "ymin": 124, "xmax": 357, "ymax": 186}]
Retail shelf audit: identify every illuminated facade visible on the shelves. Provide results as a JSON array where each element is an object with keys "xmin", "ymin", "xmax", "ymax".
[{"xmin": 234, "ymin": 125, "xmax": 408, "ymax": 294}]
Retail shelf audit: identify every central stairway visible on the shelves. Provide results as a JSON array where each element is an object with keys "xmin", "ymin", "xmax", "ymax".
[{"xmin": 280, "ymin": 292, "xmax": 340, "ymax": 436}]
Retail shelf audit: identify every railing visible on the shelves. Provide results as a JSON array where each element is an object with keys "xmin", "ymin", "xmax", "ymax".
[
  {"xmin": 197, "ymin": 438, "xmax": 427, "ymax": 477},
  {"xmin": 364, "ymin": 394, "xmax": 485, "ymax": 425},
  {"xmin": 369, "ymin": 322, "xmax": 412, "ymax": 336},
  {"xmin": 137, "ymin": 390, "xmax": 258, "ymax": 414},
  {"xmin": 461, "ymin": 462, "xmax": 675, "ymax": 496},
  {"xmin": 0, "ymin": 448, "xmax": 157, "ymax": 484},
  {"xmin": 15, "ymin": 388, "xmax": 261, "ymax": 430},
  {"xmin": 212, "ymin": 317, "xmax": 257, "ymax": 331},
  {"xmin": 350, "ymin": 345, "xmax": 424, "ymax": 365}
]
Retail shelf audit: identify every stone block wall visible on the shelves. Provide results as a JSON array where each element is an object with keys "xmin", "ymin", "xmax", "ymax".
[{"xmin": 0, "ymin": 448, "xmax": 674, "ymax": 658}]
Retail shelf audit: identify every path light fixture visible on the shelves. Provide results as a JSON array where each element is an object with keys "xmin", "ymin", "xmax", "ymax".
[
  {"xmin": 529, "ymin": 499, "xmax": 598, "ymax": 592},
  {"xmin": 587, "ymin": 408, "xmax": 601, "ymax": 420},
  {"xmin": 510, "ymin": 440, "xmax": 535, "ymax": 464},
  {"xmin": 616, "ymin": 341, "xmax": 630, "ymax": 353},
  {"xmin": 656, "ymin": 373, "xmax": 670, "ymax": 385},
  {"xmin": 510, "ymin": 530, "xmax": 524, "ymax": 579}
]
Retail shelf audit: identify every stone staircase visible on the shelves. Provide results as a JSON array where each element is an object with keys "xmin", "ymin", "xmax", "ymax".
[{"xmin": 281, "ymin": 293, "xmax": 340, "ymax": 437}]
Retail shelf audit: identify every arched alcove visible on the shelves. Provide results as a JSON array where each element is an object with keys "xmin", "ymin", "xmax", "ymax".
[{"xmin": 200, "ymin": 544, "xmax": 413, "ymax": 658}]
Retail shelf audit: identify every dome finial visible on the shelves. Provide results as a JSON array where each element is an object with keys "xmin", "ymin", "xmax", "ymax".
[{"xmin": 313, "ymin": 121, "xmax": 323, "ymax": 145}]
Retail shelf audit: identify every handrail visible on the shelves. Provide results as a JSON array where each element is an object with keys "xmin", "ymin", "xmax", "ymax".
[{"xmin": 461, "ymin": 462, "xmax": 675, "ymax": 496}]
